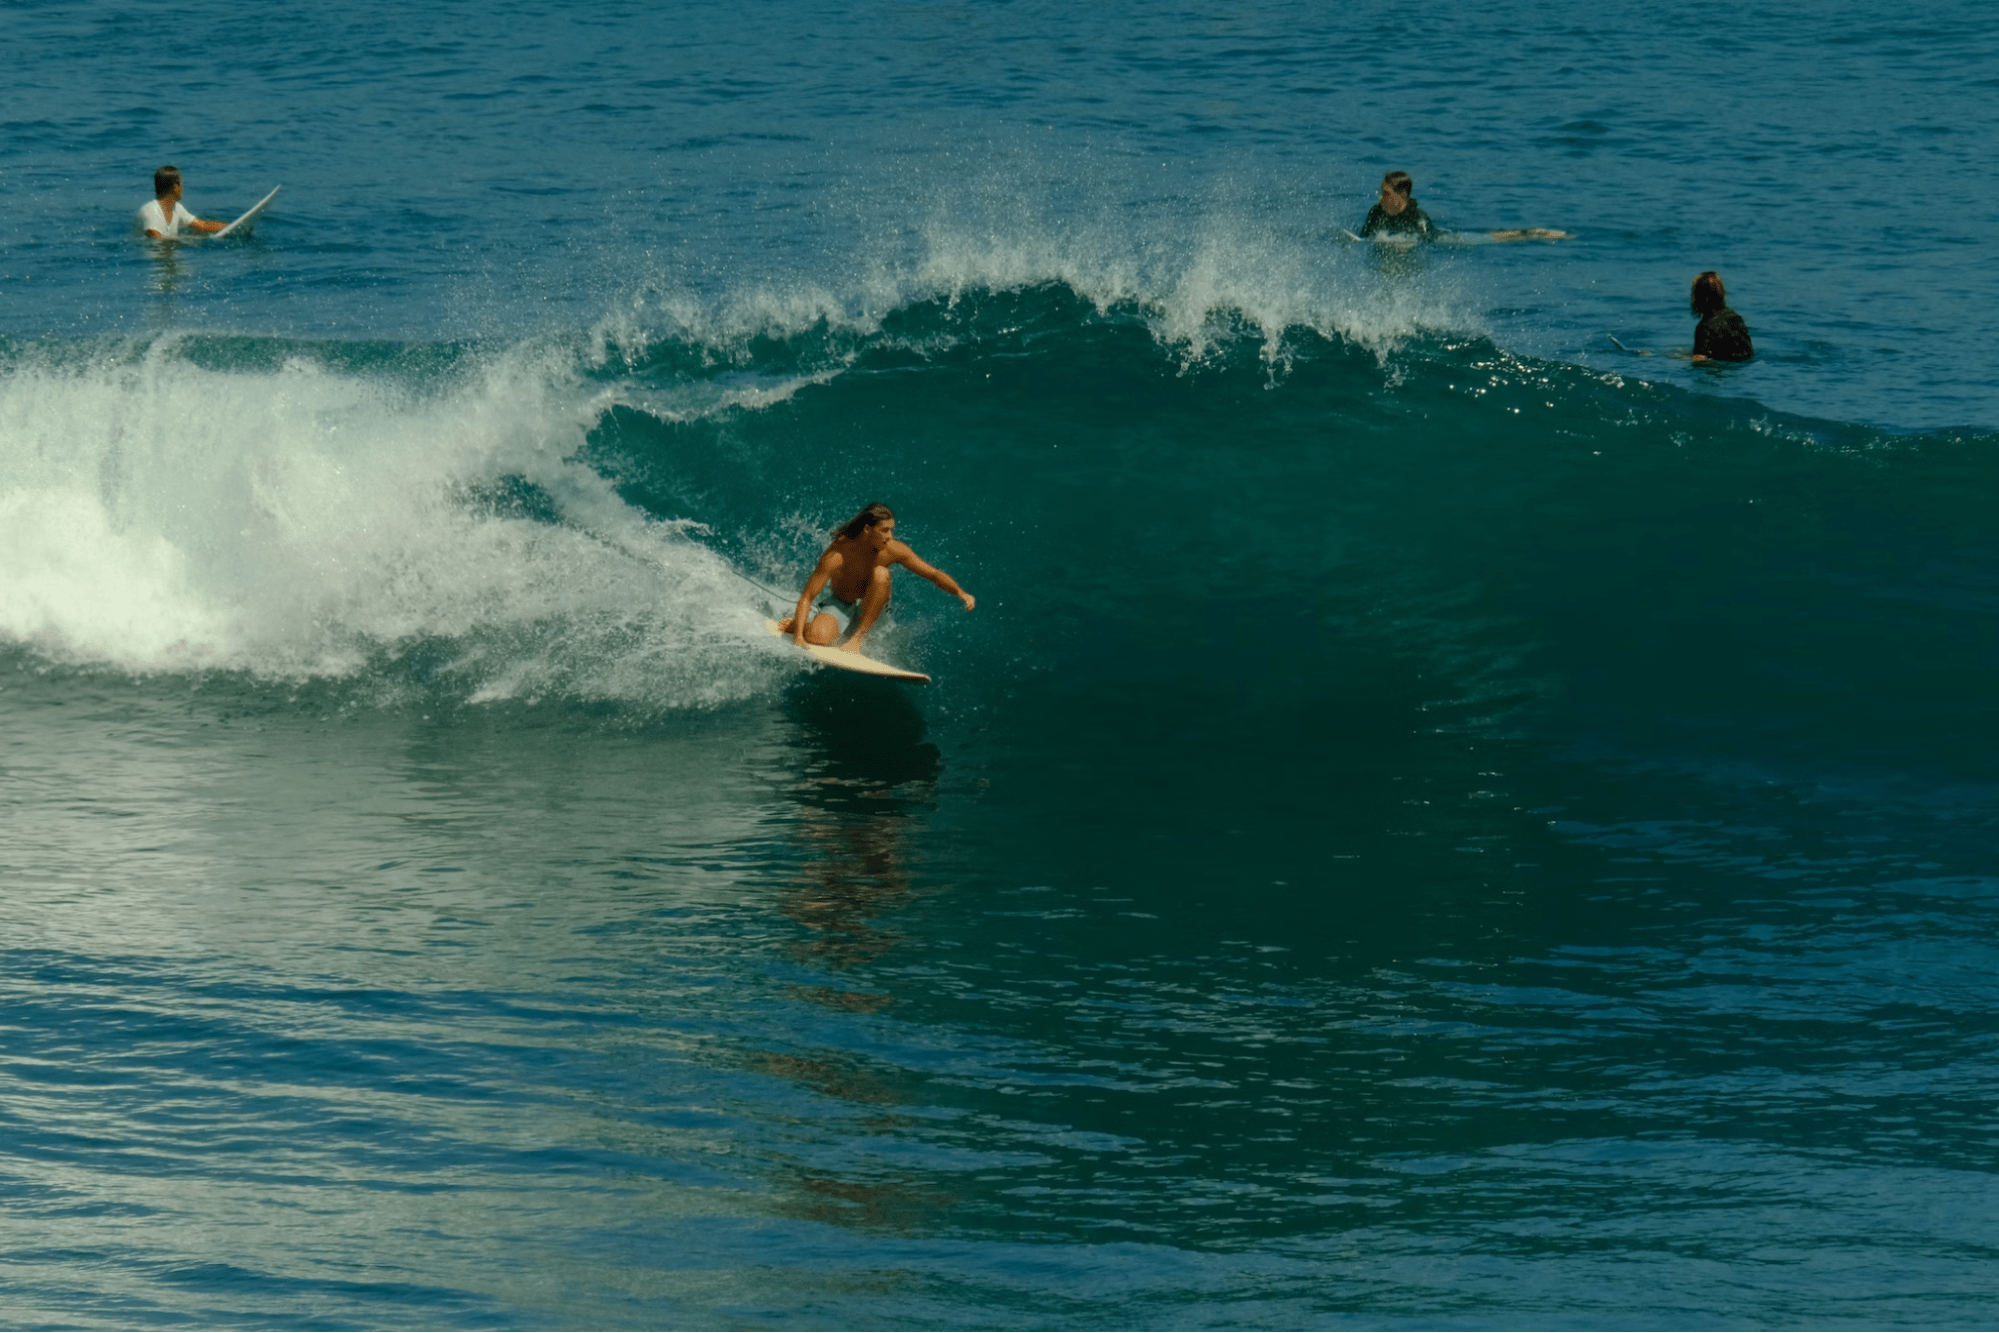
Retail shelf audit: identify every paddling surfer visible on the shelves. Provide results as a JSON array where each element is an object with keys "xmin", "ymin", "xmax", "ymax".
[
  {"xmin": 1358, "ymin": 171, "xmax": 1569, "ymax": 242},
  {"xmin": 138, "ymin": 166, "xmax": 226, "ymax": 238},
  {"xmin": 1360, "ymin": 172, "xmax": 1437, "ymax": 240},
  {"xmin": 777, "ymin": 502, "xmax": 976, "ymax": 653}
]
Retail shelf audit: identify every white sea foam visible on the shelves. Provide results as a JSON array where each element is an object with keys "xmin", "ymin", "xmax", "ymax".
[{"xmin": 0, "ymin": 336, "xmax": 781, "ymax": 707}]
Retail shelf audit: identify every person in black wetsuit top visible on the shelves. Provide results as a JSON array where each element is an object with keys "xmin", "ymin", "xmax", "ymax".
[
  {"xmin": 1360, "ymin": 171, "xmax": 1436, "ymax": 240},
  {"xmin": 1690, "ymin": 270, "xmax": 1754, "ymax": 362}
]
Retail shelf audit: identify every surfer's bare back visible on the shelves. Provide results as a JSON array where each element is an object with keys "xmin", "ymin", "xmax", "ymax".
[{"xmin": 777, "ymin": 502, "xmax": 975, "ymax": 654}]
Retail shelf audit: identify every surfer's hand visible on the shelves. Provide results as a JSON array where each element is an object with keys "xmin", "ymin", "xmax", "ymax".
[{"xmin": 958, "ymin": 592, "xmax": 976, "ymax": 611}]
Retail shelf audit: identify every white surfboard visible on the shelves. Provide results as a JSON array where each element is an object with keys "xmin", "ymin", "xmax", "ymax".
[
  {"xmin": 214, "ymin": 185, "xmax": 280, "ymax": 238},
  {"xmin": 765, "ymin": 619, "xmax": 930, "ymax": 683},
  {"xmin": 1341, "ymin": 227, "xmax": 1420, "ymax": 247}
]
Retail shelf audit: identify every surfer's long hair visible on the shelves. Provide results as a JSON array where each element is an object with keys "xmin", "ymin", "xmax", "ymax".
[
  {"xmin": 837, "ymin": 502, "xmax": 895, "ymax": 541},
  {"xmin": 1692, "ymin": 271, "xmax": 1729, "ymax": 315}
]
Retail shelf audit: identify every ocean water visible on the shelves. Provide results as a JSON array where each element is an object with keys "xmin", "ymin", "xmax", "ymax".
[{"xmin": 4, "ymin": 0, "xmax": 1999, "ymax": 1327}]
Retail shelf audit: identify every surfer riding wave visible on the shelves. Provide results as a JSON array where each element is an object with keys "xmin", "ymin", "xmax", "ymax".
[{"xmin": 777, "ymin": 502, "xmax": 976, "ymax": 654}]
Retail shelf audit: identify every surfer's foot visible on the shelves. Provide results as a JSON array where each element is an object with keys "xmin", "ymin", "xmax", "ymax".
[{"xmin": 840, "ymin": 637, "xmax": 867, "ymax": 654}]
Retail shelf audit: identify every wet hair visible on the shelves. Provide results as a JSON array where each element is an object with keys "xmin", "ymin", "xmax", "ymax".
[
  {"xmin": 1691, "ymin": 270, "xmax": 1729, "ymax": 316},
  {"xmin": 837, "ymin": 501, "xmax": 896, "ymax": 541},
  {"xmin": 154, "ymin": 165, "xmax": 182, "ymax": 197},
  {"xmin": 1381, "ymin": 171, "xmax": 1414, "ymax": 197}
]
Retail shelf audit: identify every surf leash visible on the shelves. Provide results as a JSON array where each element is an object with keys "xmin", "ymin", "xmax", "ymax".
[{"xmin": 727, "ymin": 565, "xmax": 793, "ymax": 604}]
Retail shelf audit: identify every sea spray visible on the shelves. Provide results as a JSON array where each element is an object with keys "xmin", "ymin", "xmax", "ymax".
[{"xmin": 0, "ymin": 335, "xmax": 780, "ymax": 707}]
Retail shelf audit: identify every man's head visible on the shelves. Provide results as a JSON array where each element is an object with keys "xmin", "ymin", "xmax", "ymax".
[
  {"xmin": 1379, "ymin": 171, "xmax": 1414, "ymax": 216},
  {"xmin": 1691, "ymin": 270, "xmax": 1729, "ymax": 316},
  {"xmin": 838, "ymin": 501, "xmax": 897, "ymax": 549},
  {"xmin": 154, "ymin": 165, "xmax": 183, "ymax": 201}
]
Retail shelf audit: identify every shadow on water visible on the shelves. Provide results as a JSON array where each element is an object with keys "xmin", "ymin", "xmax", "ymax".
[
  {"xmin": 776, "ymin": 672, "xmax": 941, "ymax": 977},
  {"xmin": 785, "ymin": 672, "xmax": 940, "ymax": 789},
  {"xmin": 746, "ymin": 673, "xmax": 956, "ymax": 1230}
]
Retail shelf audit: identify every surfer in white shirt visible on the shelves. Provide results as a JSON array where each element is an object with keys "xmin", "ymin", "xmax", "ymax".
[
  {"xmin": 138, "ymin": 165, "xmax": 226, "ymax": 238},
  {"xmin": 777, "ymin": 502, "xmax": 976, "ymax": 654}
]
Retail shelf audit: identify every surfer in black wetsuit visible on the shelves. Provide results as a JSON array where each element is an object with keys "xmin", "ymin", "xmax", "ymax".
[
  {"xmin": 1358, "ymin": 171, "xmax": 1569, "ymax": 243},
  {"xmin": 1690, "ymin": 271, "xmax": 1754, "ymax": 362},
  {"xmin": 1360, "ymin": 171, "xmax": 1436, "ymax": 240}
]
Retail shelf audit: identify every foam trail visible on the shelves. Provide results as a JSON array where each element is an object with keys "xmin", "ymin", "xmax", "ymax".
[{"xmin": 0, "ymin": 337, "xmax": 779, "ymax": 708}]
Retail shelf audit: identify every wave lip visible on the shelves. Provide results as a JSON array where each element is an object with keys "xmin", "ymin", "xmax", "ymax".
[{"xmin": 589, "ymin": 205, "xmax": 1486, "ymax": 385}]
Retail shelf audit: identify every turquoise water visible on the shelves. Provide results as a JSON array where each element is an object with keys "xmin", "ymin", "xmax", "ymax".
[{"xmin": 5, "ymin": 2, "xmax": 1999, "ymax": 1327}]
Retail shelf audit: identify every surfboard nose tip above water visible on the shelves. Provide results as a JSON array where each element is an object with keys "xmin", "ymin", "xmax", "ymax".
[
  {"xmin": 764, "ymin": 619, "xmax": 930, "ymax": 683},
  {"xmin": 213, "ymin": 185, "xmax": 282, "ymax": 238}
]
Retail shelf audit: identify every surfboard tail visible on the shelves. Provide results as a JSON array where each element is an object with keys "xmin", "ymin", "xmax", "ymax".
[{"xmin": 763, "ymin": 619, "xmax": 931, "ymax": 683}]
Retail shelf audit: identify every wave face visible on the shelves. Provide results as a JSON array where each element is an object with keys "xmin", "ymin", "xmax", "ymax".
[
  {"xmin": 600, "ymin": 279, "xmax": 1999, "ymax": 792},
  {"xmin": 13, "ymin": 280, "xmax": 1992, "ymax": 783}
]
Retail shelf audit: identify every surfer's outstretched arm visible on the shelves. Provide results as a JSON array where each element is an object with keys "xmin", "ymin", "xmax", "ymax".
[{"xmin": 892, "ymin": 545, "xmax": 975, "ymax": 611}]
